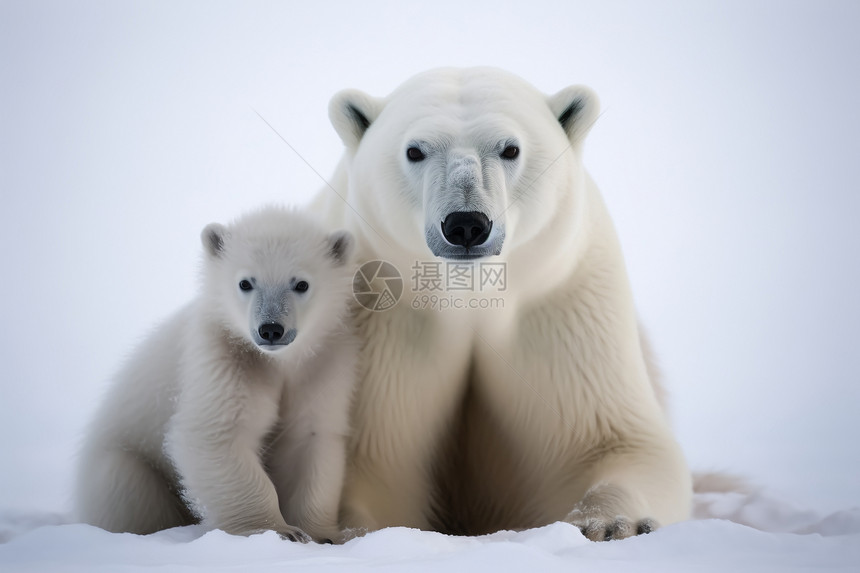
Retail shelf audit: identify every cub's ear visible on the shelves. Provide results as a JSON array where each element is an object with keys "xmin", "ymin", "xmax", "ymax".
[
  {"xmin": 201, "ymin": 223, "xmax": 228, "ymax": 258},
  {"xmin": 547, "ymin": 85, "xmax": 600, "ymax": 146},
  {"xmin": 328, "ymin": 89, "xmax": 385, "ymax": 150},
  {"xmin": 325, "ymin": 230, "xmax": 354, "ymax": 266}
]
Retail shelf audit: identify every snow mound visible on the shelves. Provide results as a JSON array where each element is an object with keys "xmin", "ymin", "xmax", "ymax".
[
  {"xmin": 2, "ymin": 490, "xmax": 860, "ymax": 572},
  {"xmin": 694, "ymin": 487, "xmax": 860, "ymax": 536}
]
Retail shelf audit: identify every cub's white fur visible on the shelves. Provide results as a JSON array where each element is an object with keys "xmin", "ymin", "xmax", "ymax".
[
  {"xmin": 75, "ymin": 207, "xmax": 356, "ymax": 543},
  {"xmin": 314, "ymin": 67, "xmax": 692, "ymax": 540}
]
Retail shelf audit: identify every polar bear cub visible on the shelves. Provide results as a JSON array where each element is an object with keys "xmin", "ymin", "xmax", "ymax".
[{"xmin": 75, "ymin": 206, "xmax": 356, "ymax": 543}]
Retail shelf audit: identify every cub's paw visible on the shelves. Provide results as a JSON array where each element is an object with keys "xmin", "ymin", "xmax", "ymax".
[
  {"xmin": 308, "ymin": 527, "xmax": 348, "ymax": 545},
  {"xmin": 276, "ymin": 525, "xmax": 313, "ymax": 543},
  {"xmin": 338, "ymin": 526, "xmax": 371, "ymax": 542},
  {"xmin": 571, "ymin": 515, "xmax": 657, "ymax": 541}
]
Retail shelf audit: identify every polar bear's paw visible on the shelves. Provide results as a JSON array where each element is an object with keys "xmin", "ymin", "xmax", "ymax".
[
  {"xmin": 564, "ymin": 483, "xmax": 658, "ymax": 541},
  {"xmin": 569, "ymin": 515, "xmax": 657, "ymax": 541}
]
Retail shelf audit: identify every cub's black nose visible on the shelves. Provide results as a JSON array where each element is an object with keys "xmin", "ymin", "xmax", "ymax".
[
  {"xmin": 259, "ymin": 322, "xmax": 285, "ymax": 342},
  {"xmin": 441, "ymin": 212, "xmax": 492, "ymax": 248}
]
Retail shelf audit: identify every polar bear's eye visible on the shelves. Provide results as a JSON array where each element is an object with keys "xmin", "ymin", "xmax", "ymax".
[
  {"xmin": 294, "ymin": 280, "xmax": 309, "ymax": 293},
  {"xmin": 501, "ymin": 145, "xmax": 520, "ymax": 160},
  {"xmin": 239, "ymin": 279, "xmax": 253, "ymax": 291},
  {"xmin": 406, "ymin": 147, "xmax": 425, "ymax": 162}
]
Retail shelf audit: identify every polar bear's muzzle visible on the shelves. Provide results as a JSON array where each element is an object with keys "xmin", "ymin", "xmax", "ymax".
[
  {"xmin": 426, "ymin": 211, "xmax": 505, "ymax": 260},
  {"xmin": 255, "ymin": 322, "xmax": 298, "ymax": 350}
]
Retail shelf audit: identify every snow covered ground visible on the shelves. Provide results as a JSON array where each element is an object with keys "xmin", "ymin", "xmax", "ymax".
[
  {"xmin": 2, "ymin": 489, "xmax": 860, "ymax": 572},
  {"xmin": 2, "ymin": 1, "xmax": 860, "ymax": 571}
]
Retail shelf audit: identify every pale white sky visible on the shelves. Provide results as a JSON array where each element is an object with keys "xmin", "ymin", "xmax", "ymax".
[{"xmin": 1, "ymin": 0, "xmax": 859, "ymax": 514}]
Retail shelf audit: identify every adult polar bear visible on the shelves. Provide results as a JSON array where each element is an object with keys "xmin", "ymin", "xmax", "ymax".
[{"xmin": 313, "ymin": 67, "xmax": 691, "ymax": 540}]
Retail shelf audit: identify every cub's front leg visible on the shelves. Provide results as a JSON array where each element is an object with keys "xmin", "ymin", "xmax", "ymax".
[
  {"xmin": 267, "ymin": 340, "xmax": 356, "ymax": 544},
  {"xmin": 167, "ymin": 359, "xmax": 310, "ymax": 542},
  {"xmin": 267, "ymin": 426, "xmax": 348, "ymax": 544}
]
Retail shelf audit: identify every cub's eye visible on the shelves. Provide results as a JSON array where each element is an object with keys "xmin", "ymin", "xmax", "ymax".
[
  {"xmin": 501, "ymin": 145, "xmax": 520, "ymax": 160},
  {"xmin": 239, "ymin": 279, "xmax": 253, "ymax": 291},
  {"xmin": 406, "ymin": 147, "xmax": 425, "ymax": 162},
  {"xmin": 294, "ymin": 280, "xmax": 309, "ymax": 293}
]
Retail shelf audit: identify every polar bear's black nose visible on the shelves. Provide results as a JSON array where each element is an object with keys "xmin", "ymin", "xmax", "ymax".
[
  {"xmin": 441, "ymin": 212, "xmax": 492, "ymax": 248},
  {"xmin": 259, "ymin": 322, "xmax": 285, "ymax": 342}
]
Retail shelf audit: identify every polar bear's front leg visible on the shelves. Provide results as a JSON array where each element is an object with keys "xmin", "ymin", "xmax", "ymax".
[
  {"xmin": 168, "ymin": 363, "xmax": 310, "ymax": 541},
  {"xmin": 564, "ymin": 441, "xmax": 691, "ymax": 541},
  {"xmin": 341, "ymin": 307, "xmax": 473, "ymax": 532},
  {"xmin": 340, "ymin": 452, "xmax": 437, "ymax": 532}
]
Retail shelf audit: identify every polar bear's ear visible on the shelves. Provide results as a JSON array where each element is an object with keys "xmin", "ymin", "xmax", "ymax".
[
  {"xmin": 329, "ymin": 89, "xmax": 385, "ymax": 149},
  {"xmin": 201, "ymin": 223, "xmax": 228, "ymax": 258},
  {"xmin": 325, "ymin": 230, "xmax": 354, "ymax": 266},
  {"xmin": 548, "ymin": 85, "xmax": 600, "ymax": 146}
]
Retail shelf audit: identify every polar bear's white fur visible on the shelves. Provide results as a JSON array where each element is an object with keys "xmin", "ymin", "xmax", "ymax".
[
  {"xmin": 314, "ymin": 67, "xmax": 692, "ymax": 540},
  {"xmin": 75, "ymin": 207, "xmax": 356, "ymax": 543}
]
